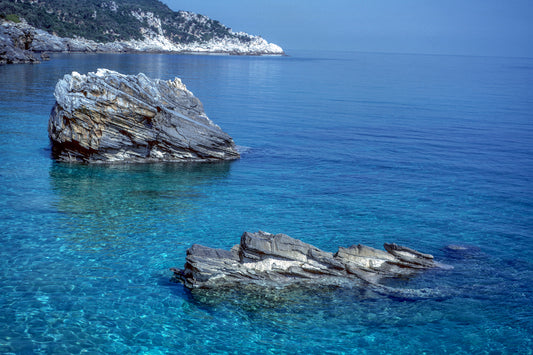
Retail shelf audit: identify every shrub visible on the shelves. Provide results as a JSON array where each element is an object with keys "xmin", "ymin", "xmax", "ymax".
[{"xmin": 5, "ymin": 13, "xmax": 20, "ymax": 23}]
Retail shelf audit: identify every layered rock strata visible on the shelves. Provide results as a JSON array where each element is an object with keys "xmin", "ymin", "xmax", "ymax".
[
  {"xmin": 48, "ymin": 69, "xmax": 240, "ymax": 163},
  {"xmin": 172, "ymin": 231, "xmax": 450, "ymax": 298}
]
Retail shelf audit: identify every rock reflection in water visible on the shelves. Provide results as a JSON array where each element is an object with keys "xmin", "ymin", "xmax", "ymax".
[{"xmin": 49, "ymin": 161, "xmax": 232, "ymax": 249}]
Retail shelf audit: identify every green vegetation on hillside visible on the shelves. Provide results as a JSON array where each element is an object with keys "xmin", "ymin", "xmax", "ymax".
[
  {"xmin": 0, "ymin": 0, "xmax": 249, "ymax": 43},
  {"xmin": 2, "ymin": 13, "xmax": 20, "ymax": 23}
]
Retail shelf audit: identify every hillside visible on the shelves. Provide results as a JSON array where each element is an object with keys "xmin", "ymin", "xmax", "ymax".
[{"xmin": 0, "ymin": 0, "xmax": 283, "ymax": 55}]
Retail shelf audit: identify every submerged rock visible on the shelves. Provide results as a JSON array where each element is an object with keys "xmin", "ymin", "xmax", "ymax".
[
  {"xmin": 172, "ymin": 231, "xmax": 451, "ymax": 298},
  {"xmin": 48, "ymin": 69, "xmax": 240, "ymax": 163}
]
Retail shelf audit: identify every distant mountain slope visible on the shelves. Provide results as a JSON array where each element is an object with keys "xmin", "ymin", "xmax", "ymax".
[{"xmin": 0, "ymin": 0, "xmax": 283, "ymax": 55}]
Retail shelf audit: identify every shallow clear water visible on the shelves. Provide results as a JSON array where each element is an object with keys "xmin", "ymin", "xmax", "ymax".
[{"xmin": 0, "ymin": 51, "xmax": 532, "ymax": 354}]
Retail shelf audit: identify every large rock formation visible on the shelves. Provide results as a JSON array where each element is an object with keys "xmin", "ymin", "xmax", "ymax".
[
  {"xmin": 48, "ymin": 69, "xmax": 240, "ymax": 163},
  {"xmin": 172, "ymin": 231, "xmax": 451, "ymax": 298},
  {"xmin": 0, "ymin": 20, "xmax": 46, "ymax": 64}
]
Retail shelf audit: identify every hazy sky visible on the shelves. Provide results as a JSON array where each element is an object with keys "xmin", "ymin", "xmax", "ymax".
[{"xmin": 162, "ymin": 0, "xmax": 532, "ymax": 57}]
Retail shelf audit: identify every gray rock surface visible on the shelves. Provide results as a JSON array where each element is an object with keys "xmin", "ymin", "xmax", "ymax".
[
  {"xmin": 172, "ymin": 231, "xmax": 451, "ymax": 298},
  {"xmin": 48, "ymin": 69, "xmax": 240, "ymax": 163},
  {"xmin": 0, "ymin": 20, "xmax": 43, "ymax": 64}
]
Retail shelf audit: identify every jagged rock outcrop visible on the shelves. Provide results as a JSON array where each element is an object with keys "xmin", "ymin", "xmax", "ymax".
[
  {"xmin": 0, "ymin": 20, "xmax": 47, "ymax": 64},
  {"xmin": 48, "ymin": 69, "xmax": 240, "ymax": 163},
  {"xmin": 172, "ymin": 231, "xmax": 451, "ymax": 298}
]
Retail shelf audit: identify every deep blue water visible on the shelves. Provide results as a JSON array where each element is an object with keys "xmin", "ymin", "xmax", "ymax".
[{"xmin": 0, "ymin": 50, "xmax": 532, "ymax": 354}]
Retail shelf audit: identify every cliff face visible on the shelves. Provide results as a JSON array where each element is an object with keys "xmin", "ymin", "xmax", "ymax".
[
  {"xmin": 0, "ymin": 20, "xmax": 44, "ymax": 64},
  {"xmin": 0, "ymin": 0, "xmax": 284, "ymax": 56},
  {"xmin": 48, "ymin": 69, "xmax": 240, "ymax": 163}
]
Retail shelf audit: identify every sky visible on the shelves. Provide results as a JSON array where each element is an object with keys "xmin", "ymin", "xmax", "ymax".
[{"xmin": 162, "ymin": 0, "xmax": 533, "ymax": 57}]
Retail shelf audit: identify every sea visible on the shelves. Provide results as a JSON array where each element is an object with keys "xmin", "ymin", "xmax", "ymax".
[{"xmin": 0, "ymin": 50, "xmax": 532, "ymax": 354}]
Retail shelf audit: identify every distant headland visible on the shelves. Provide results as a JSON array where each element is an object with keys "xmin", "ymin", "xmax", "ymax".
[{"xmin": 0, "ymin": 0, "xmax": 284, "ymax": 64}]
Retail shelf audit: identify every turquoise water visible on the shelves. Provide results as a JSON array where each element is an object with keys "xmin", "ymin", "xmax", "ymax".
[{"xmin": 0, "ymin": 51, "xmax": 532, "ymax": 354}]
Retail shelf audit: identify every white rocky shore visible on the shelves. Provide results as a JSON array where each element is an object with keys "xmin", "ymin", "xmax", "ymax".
[
  {"xmin": 1, "ymin": 18, "xmax": 284, "ymax": 61},
  {"xmin": 125, "ymin": 33, "xmax": 284, "ymax": 55}
]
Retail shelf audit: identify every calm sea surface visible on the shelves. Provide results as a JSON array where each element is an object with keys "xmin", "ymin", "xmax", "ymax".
[{"xmin": 0, "ymin": 51, "xmax": 532, "ymax": 354}]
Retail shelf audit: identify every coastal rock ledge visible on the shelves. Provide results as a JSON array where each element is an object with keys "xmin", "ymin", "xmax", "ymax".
[
  {"xmin": 48, "ymin": 69, "xmax": 239, "ymax": 163},
  {"xmin": 172, "ymin": 231, "xmax": 450, "ymax": 298}
]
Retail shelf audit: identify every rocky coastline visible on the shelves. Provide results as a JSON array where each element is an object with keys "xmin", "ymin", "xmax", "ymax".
[
  {"xmin": 1, "ymin": 19, "xmax": 44, "ymax": 64},
  {"xmin": 1, "ymin": 19, "xmax": 284, "ymax": 64}
]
